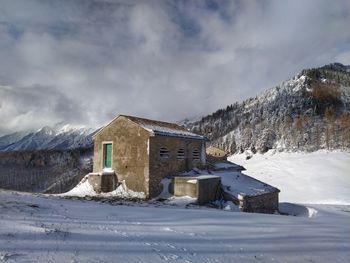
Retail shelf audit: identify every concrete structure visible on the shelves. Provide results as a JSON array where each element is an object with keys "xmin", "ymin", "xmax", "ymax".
[
  {"xmin": 87, "ymin": 171, "xmax": 117, "ymax": 193},
  {"xmin": 92, "ymin": 115, "xmax": 206, "ymax": 198},
  {"xmin": 172, "ymin": 175, "xmax": 221, "ymax": 205}
]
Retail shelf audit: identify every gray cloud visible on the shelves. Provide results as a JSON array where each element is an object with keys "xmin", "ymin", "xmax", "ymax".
[
  {"xmin": 0, "ymin": 84, "xmax": 86, "ymax": 135},
  {"xmin": 0, "ymin": 0, "xmax": 349, "ymax": 135}
]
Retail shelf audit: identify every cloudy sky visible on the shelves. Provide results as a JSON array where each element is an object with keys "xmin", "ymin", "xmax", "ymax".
[{"xmin": 0, "ymin": 0, "xmax": 350, "ymax": 135}]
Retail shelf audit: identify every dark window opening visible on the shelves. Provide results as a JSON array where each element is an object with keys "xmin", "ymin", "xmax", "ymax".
[
  {"xmin": 177, "ymin": 148, "xmax": 185, "ymax": 160},
  {"xmin": 193, "ymin": 148, "xmax": 200, "ymax": 160},
  {"xmin": 160, "ymin": 147, "xmax": 170, "ymax": 159}
]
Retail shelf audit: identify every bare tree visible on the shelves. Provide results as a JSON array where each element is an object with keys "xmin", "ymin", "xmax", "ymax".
[{"xmin": 340, "ymin": 112, "xmax": 350, "ymax": 149}]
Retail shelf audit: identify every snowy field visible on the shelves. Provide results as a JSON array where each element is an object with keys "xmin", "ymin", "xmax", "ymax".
[
  {"xmin": 0, "ymin": 190, "xmax": 349, "ymax": 263},
  {"xmin": 229, "ymin": 151, "xmax": 350, "ymax": 204},
  {"xmin": 1, "ymin": 151, "xmax": 350, "ymax": 262}
]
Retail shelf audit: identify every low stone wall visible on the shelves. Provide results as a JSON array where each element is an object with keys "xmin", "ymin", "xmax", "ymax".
[
  {"xmin": 87, "ymin": 171, "xmax": 117, "ymax": 193},
  {"xmin": 239, "ymin": 192, "xmax": 279, "ymax": 214}
]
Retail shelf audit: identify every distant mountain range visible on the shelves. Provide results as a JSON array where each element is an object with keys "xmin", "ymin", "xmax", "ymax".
[
  {"xmin": 0, "ymin": 123, "xmax": 97, "ymax": 152},
  {"xmin": 1, "ymin": 63, "xmax": 349, "ymax": 154}
]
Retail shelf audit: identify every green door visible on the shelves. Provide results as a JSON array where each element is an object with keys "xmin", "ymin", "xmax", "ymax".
[{"xmin": 104, "ymin": 143, "xmax": 112, "ymax": 168}]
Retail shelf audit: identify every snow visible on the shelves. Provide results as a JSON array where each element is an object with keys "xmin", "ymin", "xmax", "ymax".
[
  {"xmin": 229, "ymin": 151, "xmax": 350, "ymax": 204},
  {"xmin": 214, "ymin": 162, "xmax": 235, "ymax": 169},
  {"xmin": 0, "ymin": 190, "xmax": 349, "ymax": 262},
  {"xmin": 218, "ymin": 171, "xmax": 278, "ymax": 198},
  {"xmin": 165, "ymin": 196, "xmax": 197, "ymax": 206},
  {"xmin": 279, "ymin": 203, "xmax": 318, "ymax": 218},
  {"xmin": 61, "ymin": 177, "xmax": 95, "ymax": 197},
  {"xmin": 214, "ymin": 162, "xmax": 243, "ymax": 171},
  {"xmin": 222, "ymin": 201, "xmax": 240, "ymax": 211},
  {"xmin": 54, "ymin": 124, "xmax": 89, "ymax": 136},
  {"xmin": 59, "ymin": 175, "xmax": 146, "ymax": 199},
  {"xmin": 141, "ymin": 123, "xmax": 205, "ymax": 140},
  {"xmin": 157, "ymin": 177, "xmax": 172, "ymax": 199}
]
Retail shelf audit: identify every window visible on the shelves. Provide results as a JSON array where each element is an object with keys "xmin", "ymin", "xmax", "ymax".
[
  {"xmin": 177, "ymin": 148, "xmax": 185, "ymax": 160},
  {"xmin": 193, "ymin": 148, "xmax": 200, "ymax": 160},
  {"xmin": 159, "ymin": 147, "xmax": 170, "ymax": 159}
]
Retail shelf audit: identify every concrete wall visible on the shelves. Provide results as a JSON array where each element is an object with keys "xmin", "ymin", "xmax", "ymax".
[
  {"xmin": 240, "ymin": 192, "xmax": 279, "ymax": 214},
  {"xmin": 173, "ymin": 176, "xmax": 221, "ymax": 205},
  {"xmin": 93, "ymin": 116, "xmax": 150, "ymax": 196},
  {"xmin": 149, "ymin": 136, "xmax": 206, "ymax": 197},
  {"xmin": 197, "ymin": 177, "xmax": 221, "ymax": 205},
  {"xmin": 173, "ymin": 177, "xmax": 197, "ymax": 198}
]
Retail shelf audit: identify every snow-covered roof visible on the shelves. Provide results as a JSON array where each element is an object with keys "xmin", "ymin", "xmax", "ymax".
[
  {"xmin": 123, "ymin": 115, "xmax": 206, "ymax": 140},
  {"xmin": 93, "ymin": 114, "xmax": 206, "ymax": 140},
  {"xmin": 218, "ymin": 171, "xmax": 280, "ymax": 198},
  {"xmin": 213, "ymin": 162, "xmax": 245, "ymax": 171},
  {"xmin": 174, "ymin": 175, "xmax": 221, "ymax": 180}
]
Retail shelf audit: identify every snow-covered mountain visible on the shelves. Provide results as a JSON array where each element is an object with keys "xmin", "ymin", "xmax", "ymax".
[
  {"xmin": 188, "ymin": 63, "xmax": 350, "ymax": 153},
  {"xmin": 0, "ymin": 123, "xmax": 97, "ymax": 151}
]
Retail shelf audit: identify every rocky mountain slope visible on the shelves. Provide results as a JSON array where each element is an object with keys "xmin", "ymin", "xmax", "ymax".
[
  {"xmin": 188, "ymin": 63, "xmax": 350, "ymax": 153},
  {"xmin": 0, "ymin": 123, "xmax": 96, "ymax": 152}
]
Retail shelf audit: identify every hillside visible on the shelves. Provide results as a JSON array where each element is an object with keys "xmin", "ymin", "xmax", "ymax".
[
  {"xmin": 229, "ymin": 151, "xmax": 350, "ymax": 205},
  {"xmin": 0, "ymin": 148, "xmax": 92, "ymax": 193},
  {"xmin": 188, "ymin": 63, "xmax": 350, "ymax": 153}
]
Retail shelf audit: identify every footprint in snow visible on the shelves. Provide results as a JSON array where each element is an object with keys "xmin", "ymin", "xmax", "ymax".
[
  {"xmin": 160, "ymin": 253, "xmax": 179, "ymax": 261},
  {"xmin": 163, "ymin": 227, "xmax": 174, "ymax": 232}
]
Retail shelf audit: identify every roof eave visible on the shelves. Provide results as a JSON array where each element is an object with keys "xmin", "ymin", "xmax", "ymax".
[{"xmin": 153, "ymin": 131, "xmax": 207, "ymax": 141}]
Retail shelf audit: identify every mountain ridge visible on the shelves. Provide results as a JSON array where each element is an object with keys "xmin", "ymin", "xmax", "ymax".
[
  {"xmin": 0, "ymin": 123, "xmax": 97, "ymax": 152},
  {"xmin": 187, "ymin": 62, "xmax": 350, "ymax": 153}
]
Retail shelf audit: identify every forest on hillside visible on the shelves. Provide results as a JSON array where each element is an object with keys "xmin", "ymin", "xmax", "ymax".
[{"xmin": 188, "ymin": 63, "xmax": 350, "ymax": 154}]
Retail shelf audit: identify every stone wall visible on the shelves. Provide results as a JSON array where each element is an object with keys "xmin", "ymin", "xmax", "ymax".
[
  {"xmin": 87, "ymin": 171, "xmax": 117, "ymax": 193},
  {"xmin": 239, "ymin": 192, "xmax": 279, "ymax": 214},
  {"xmin": 93, "ymin": 116, "xmax": 150, "ymax": 195},
  {"xmin": 206, "ymin": 146, "xmax": 228, "ymax": 159},
  {"xmin": 149, "ymin": 136, "xmax": 206, "ymax": 197}
]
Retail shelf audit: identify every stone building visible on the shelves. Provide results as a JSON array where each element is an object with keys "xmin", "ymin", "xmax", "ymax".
[
  {"xmin": 220, "ymin": 171, "xmax": 280, "ymax": 214},
  {"xmin": 92, "ymin": 115, "xmax": 206, "ymax": 198},
  {"xmin": 206, "ymin": 146, "xmax": 228, "ymax": 159}
]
